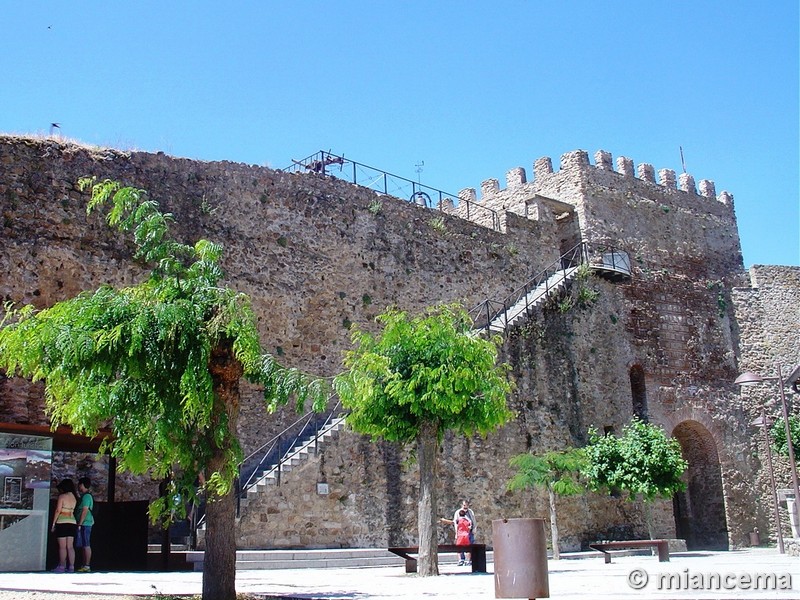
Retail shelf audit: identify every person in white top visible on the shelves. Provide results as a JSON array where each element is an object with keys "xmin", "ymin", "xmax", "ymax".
[{"xmin": 447, "ymin": 499, "xmax": 476, "ymax": 565}]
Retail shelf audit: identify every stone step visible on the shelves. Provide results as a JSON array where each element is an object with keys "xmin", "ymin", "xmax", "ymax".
[
  {"xmin": 246, "ymin": 418, "xmax": 346, "ymax": 491},
  {"xmin": 183, "ymin": 547, "xmax": 496, "ymax": 571},
  {"xmin": 488, "ymin": 267, "xmax": 578, "ymax": 332}
]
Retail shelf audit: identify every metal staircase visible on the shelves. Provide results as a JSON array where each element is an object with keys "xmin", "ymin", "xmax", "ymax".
[
  {"xmin": 238, "ymin": 413, "xmax": 346, "ymax": 512},
  {"xmin": 205, "ymin": 242, "xmax": 630, "ymax": 539},
  {"xmin": 469, "ymin": 241, "xmax": 631, "ymax": 335}
]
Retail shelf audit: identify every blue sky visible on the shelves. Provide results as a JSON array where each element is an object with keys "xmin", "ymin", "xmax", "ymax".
[{"xmin": 2, "ymin": 1, "xmax": 797, "ymax": 268}]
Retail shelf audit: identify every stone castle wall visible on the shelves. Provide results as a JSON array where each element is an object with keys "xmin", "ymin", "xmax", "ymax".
[
  {"xmin": 1, "ymin": 135, "xmax": 793, "ymax": 552},
  {"xmin": 0, "ymin": 136, "xmax": 554, "ymax": 456},
  {"xmin": 731, "ymin": 265, "xmax": 800, "ymax": 543}
]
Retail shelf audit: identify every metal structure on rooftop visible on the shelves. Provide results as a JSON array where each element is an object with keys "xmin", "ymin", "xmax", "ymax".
[{"xmin": 284, "ymin": 150, "xmax": 501, "ymax": 231}]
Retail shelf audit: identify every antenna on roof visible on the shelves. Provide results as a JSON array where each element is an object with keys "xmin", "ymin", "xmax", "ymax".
[
  {"xmin": 49, "ymin": 123, "xmax": 61, "ymax": 135},
  {"xmin": 679, "ymin": 146, "xmax": 686, "ymax": 173},
  {"xmin": 415, "ymin": 160, "xmax": 424, "ymax": 184}
]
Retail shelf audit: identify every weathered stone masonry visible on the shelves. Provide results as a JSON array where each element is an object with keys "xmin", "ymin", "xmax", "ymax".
[{"xmin": 1, "ymin": 135, "xmax": 797, "ymax": 552}]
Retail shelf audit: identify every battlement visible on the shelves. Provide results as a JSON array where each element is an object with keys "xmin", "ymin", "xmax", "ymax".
[{"xmin": 460, "ymin": 149, "xmax": 734, "ymax": 207}]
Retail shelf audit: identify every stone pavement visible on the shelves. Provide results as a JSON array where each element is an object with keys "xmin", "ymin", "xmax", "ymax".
[{"xmin": 0, "ymin": 547, "xmax": 798, "ymax": 599}]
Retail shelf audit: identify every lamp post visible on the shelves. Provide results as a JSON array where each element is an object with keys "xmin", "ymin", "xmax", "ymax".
[
  {"xmin": 735, "ymin": 364, "xmax": 800, "ymax": 545},
  {"xmin": 751, "ymin": 412, "xmax": 784, "ymax": 553}
]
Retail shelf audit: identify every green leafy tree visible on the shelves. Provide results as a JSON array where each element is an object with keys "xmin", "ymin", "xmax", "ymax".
[
  {"xmin": 582, "ymin": 418, "xmax": 688, "ymax": 539},
  {"xmin": 771, "ymin": 416, "xmax": 800, "ymax": 458},
  {"xmin": 0, "ymin": 179, "xmax": 326, "ymax": 600},
  {"xmin": 334, "ymin": 304, "xmax": 513, "ymax": 576},
  {"xmin": 507, "ymin": 448, "xmax": 586, "ymax": 559}
]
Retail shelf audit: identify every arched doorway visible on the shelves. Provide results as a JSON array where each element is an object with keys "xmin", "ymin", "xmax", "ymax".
[
  {"xmin": 629, "ymin": 365, "xmax": 648, "ymax": 422},
  {"xmin": 672, "ymin": 420, "xmax": 728, "ymax": 550}
]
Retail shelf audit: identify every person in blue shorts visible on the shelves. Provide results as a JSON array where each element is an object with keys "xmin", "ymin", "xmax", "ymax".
[{"xmin": 74, "ymin": 477, "xmax": 95, "ymax": 572}]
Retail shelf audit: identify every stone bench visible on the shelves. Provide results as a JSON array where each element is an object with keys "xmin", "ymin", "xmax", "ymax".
[
  {"xmin": 589, "ymin": 539, "xmax": 670, "ymax": 564},
  {"xmin": 388, "ymin": 544, "xmax": 487, "ymax": 573}
]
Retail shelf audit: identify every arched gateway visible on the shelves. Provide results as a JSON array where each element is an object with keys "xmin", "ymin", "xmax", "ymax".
[{"xmin": 671, "ymin": 420, "xmax": 729, "ymax": 550}]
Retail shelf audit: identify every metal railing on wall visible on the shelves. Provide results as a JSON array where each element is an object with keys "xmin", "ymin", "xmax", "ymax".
[
  {"xmin": 283, "ymin": 150, "xmax": 501, "ymax": 231},
  {"xmin": 238, "ymin": 398, "xmax": 343, "ymax": 495},
  {"xmin": 193, "ymin": 399, "xmax": 345, "ymax": 532},
  {"xmin": 468, "ymin": 242, "xmax": 631, "ymax": 334}
]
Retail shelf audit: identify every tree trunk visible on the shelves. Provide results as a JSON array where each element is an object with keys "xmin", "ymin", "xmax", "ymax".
[
  {"xmin": 548, "ymin": 487, "xmax": 560, "ymax": 560},
  {"xmin": 204, "ymin": 339, "xmax": 243, "ymax": 600},
  {"xmin": 642, "ymin": 499, "xmax": 655, "ymax": 540},
  {"xmin": 417, "ymin": 419, "xmax": 439, "ymax": 576},
  {"xmin": 203, "ymin": 485, "xmax": 237, "ymax": 600}
]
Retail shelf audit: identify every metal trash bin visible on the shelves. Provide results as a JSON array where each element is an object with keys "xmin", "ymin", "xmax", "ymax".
[
  {"xmin": 492, "ymin": 518, "xmax": 549, "ymax": 599},
  {"xmin": 749, "ymin": 528, "xmax": 761, "ymax": 547}
]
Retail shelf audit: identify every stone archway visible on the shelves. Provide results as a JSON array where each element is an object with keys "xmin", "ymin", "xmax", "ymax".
[
  {"xmin": 629, "ymin": 364, "xmax": 648, "ymax": 421},
  {"xmin": 672, "ymin": 420, "xmax": 729, "ymax": 550}
]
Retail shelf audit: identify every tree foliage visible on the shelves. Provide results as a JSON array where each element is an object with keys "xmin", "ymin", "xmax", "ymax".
[
  {"xmin": 507, "ymin": 448, "xmax": 586, "ymax": 559},
  {"xmin": 582, "ymin": 418, "xmax": 688, "ymax": 502},
  {"xmin": 507, "ymin": 448, "xmax": 586, "ymax": 497},
  {"xmin": 0, "ymin": 179, "xmax": 326, "ymax": 600},
  {"xmin": 334, "ymin": 305, "xmax": 513, "ymax": 442},
  {"xmin": 771, "ymin": 416, "xmax": 800, "ymax": 458},
  {"xmin": 334, "ymin": 304, "xmax": 513, "ymax": 575}
]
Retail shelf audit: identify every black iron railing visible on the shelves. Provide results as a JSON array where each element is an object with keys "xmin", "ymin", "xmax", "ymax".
[
  {"xmin": 469, "ymin": 242, "xmax": 631, "ymax": 334},
  {"xmin": 194, "ymin": 399, "xmax": 345, "ymax": 532},
  {"xmin": 238, "ymin": 398, "xmax": 344, "ymax": 497},
  {"xmin": 283, "ymin": 150, "xmax": 501, "ymax": 231}
]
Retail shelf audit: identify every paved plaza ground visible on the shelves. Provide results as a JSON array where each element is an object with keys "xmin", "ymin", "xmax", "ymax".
[{"xmin": 0, "ymin": 547, "xmax": 797, "ymax": 599}]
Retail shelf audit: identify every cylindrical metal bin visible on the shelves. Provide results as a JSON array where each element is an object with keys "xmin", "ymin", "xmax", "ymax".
[
  {"xmin": 749, "ymin": 528, "xmax": 761, "ymax": 547},
  {"xmin": 492, "ymin": 518, "xmax": 549, "ymax": 599}
]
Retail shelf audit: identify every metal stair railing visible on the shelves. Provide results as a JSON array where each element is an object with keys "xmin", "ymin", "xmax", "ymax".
[
  {"xmin": 468, "ymin": 242, "xmax": 586, "ymax": 334},
  {"xmin": 469, "ymin": 241, "xmax": 630, "ymax": 334},
  {"xmin": 239, "ymin": 397, "xmax": 344, "ymax": 495},
  {"xmin": 195, "ymin": 399, "xmax": 346, "ymax": 530},
  {"xmin": 283, "ymin": 150, "xmax": 502, "ymax": 231}
]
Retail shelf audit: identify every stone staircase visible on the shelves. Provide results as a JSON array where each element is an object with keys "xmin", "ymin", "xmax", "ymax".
[
  {"xmin": 470, "ymin": 243, "xmax": 632, "ymax": 336},
  {"xmin": 238, "ymin": 415, "xmax": 347, "ymax": 512},
  {"xmin": 483, "ymin": 266, "xmax": 579, "ymax": 334},
  {"xmin": 182, "ymin": 547, "xmax": 496, "ymax": 571}
]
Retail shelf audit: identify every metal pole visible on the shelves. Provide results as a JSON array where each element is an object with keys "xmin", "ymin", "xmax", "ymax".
[
  {"xmin": 759, "ymin": 409, "xmax": 785, "ymax": 552},
  {"xmin": 777, "ymin": 363, "xmax": 800, "ymax": 537},
  {"xmin": 277, "ymin": 434, "xmax": 282, "ymax": 486}
]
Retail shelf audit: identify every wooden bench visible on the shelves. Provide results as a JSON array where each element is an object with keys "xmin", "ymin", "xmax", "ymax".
[
  {"xmin": 588, "ymin": 539, "xmax": 670, "ymax": 564},
  {"xmin": 388, "ymin": 544, "xmax": 487, "ymax": 573}
]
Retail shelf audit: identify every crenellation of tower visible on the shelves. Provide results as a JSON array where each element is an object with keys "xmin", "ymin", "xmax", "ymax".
[
  {"xmin": 505, "ymin": 166, "xmax": 526, "ymax": 187},
  {"xmin": 699, "ymin": 179, "xmax": 716, "ymax": 199},
  {"xmin": 638, "ymin": 162, "xmax": 656, "ymax": 183},
  {"xmin": 461, "ymin": 149, "xmax": 733, "ymax": 209},
  {"xmin": 679, "ymin": 173, "xmax": 696, "ymax": 194},
  {"xmin": 659, "ymin": 168, "xmax": 677, "ymax": 189},
  {"xmin": 480, "ymin": 178, "xmax": 500, "ymax": 197},
  {"xmin": 451, "ymin": 148, "xmax": 743, "ymax": 280},
  {"xmin": 533, "ymin": 156, "xmax": 554, "ymax": 178},
  {"xmin": 595, "ymin": 150, "xmax": 614, "ymax": 171},
  {"xmin": 616, "ymin": 156, "xmax": 635, "ymax": 177}
]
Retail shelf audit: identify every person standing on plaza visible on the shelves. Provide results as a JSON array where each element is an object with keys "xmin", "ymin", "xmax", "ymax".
[
  {"xmin": 454, "ymin": 500, "xmax": 476, "ymax": 565},
  {"xmin": 440, "ymin": 499, "xmax": 476, "ymax": 566},
  {"xmin": 74, "ymin": 477, "xmax": 95, "ymax": 572},
  {"xmin": 50, "ymin": 479, "xmax": 78, "ymax": 573},
  {"xmin": 454, "ymin": 508, "xmax": 473, "ymax": 564}
]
